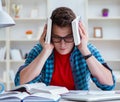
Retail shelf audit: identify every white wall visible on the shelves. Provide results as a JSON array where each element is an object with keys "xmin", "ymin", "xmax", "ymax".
[{"xmin": 48, "ymin": 0, "xmax": 85, "ymax": 20}]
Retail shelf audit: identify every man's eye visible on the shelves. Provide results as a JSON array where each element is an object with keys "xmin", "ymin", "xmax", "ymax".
[
  {"xmin": 66, "ymin": 36, "xmax": 73, "ymax": 38},
  {"xmin": 54, "ymin": 37, "xmax": 60, "ymax": 39}
]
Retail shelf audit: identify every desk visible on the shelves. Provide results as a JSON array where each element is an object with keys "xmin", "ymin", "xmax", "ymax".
[
  {"xmin": 60, "ymin": 99, "xmax": 76, "ymax": 102},
  {"xmin": 60, "ymin": 99, "xmax": 120, "ymax": 102}
]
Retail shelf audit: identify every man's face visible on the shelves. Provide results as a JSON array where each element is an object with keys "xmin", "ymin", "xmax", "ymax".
[{"xmin": 52, "ymin": 24, "xmax": 74, "ymax": 55}]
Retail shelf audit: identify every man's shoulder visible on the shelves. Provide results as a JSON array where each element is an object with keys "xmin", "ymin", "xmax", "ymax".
[
  {"xmin": 26, "ymin": 43, "xmax": 43, "ymax": 58},
  {"xmin": 34, "ymin": 43, "xmax": 42, "ymax": 49},
  {"xmin": 87, "ymin": 43, "xmax": 98, "ymax": 51},
  {"xmin": 87, "ymin": 43, "xmax": 95, "ymax": 48},
  {"xmin": 72, "ymin": 43, "xmax": 97, "ymax": 54},
  {"xmin": 87, "ymin": 43, "xmax": 103, "ymax": 59},
  {"xmin": 31, "ymin": 43, "xmax": 43, "ymax": 52}
]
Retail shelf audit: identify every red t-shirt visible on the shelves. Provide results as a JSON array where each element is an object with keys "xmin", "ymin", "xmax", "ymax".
[{"xmin": 50, "ymin": 50, "xmax": 75, "ymax": 90}]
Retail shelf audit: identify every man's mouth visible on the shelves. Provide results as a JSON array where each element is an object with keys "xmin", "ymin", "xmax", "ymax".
[{"xmin": 60, "ymin": 48, "xmax": 66, "ymax": 50}]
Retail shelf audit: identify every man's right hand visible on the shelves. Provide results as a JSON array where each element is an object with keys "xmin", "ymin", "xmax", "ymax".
[{"xmin": 39, "ymin": 24, "xmax": 54, "ymax": 57}]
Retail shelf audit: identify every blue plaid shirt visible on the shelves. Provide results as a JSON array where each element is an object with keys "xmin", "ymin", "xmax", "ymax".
[{"xmin": 14, "ymin": 43, "xmax": 116, "ymax": 90}]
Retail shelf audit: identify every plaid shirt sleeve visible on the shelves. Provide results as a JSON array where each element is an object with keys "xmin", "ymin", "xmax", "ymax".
[
  {"xmin": 88, "ymin": 43, "xmax": 116, "ymax": 90},
  {"xmin": 14, "ymin": 43, "xmax": 43, "ymax": 86}
]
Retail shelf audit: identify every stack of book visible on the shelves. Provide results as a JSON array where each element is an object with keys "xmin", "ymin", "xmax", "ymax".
[{"xmin": 0, "ymin": 82, "xmax": 69, "ymax": 102}]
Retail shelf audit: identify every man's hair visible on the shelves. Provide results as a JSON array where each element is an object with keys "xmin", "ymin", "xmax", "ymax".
[{"xmin": 50, "ymin": 7, "xmax": 76, "ymax": 27}]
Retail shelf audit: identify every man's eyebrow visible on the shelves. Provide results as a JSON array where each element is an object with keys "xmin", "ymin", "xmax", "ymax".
[
  {"xmin": 52, "ymin": 34, "xmax": 73, "ymax": 37},
  {"xmin": 66, "ymin": 34, "xmax": 73, "ymax": 37},
  {"xmin": 52, "ymin": 34, "xmax": 59, "ymax": 37}
]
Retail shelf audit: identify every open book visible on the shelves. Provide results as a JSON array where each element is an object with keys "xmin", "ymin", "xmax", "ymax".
[
  {"xmin": 0, "ymin": 91, "xmax": 60, "ymax": 102},
  {"xmin": 11, "ymin": 82, "xmax": 69, "ymax": 95}
]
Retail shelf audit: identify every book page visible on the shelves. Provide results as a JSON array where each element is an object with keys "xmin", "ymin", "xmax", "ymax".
[
  {"xmin": 30, "ymin": 85, "xmax": 69, "ymax": 95},
  {"xmin": 0, "ymin": 91, "xmax": 60, "ymax": 102},
  {"xmin": 0, "ymin": 92, "xmax": 29, "ymax": 100},
  {"xmin": 24, "ymin": 92, "xmax": 61, "ymax": 102},
  {"xmin": 11, "ymin": 83, "xmax": 69, "ymax": 95},
  {"xmin": 11, "ymin": 82, "xmax": 46, "ymax": 93}
]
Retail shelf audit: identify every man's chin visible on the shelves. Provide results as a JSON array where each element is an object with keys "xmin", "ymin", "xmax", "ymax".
[{"xmin": 58, "ymin": 51, "xmax": 69, "ymax": 55}]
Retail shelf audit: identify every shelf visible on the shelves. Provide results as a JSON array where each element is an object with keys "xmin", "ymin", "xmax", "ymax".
[
  {"xmin": 86, "ymin": 0, "xmax": 120, "ymax": 89},
  {"xmin": 10, "ymin": 0, "xmax": 48, "ymax": 19},
  {"xmin": 87, "ymin": 0, "xmax": 120, "ymax": 18},
  {"xmin": 0, "ymin": 79, "xmax": 7, "ymax": 84},
  {"xmin": 0, "ymin": 60, "xmax": 7, "ymax": 63},
  {"xmin": 0, "ymin": 40, "xmax": 6, "ymax": 42},
  {"xmin": 88, "ymin": 21, "xmax": 120, "ymax": 39},
  {"xmin": 106, "ymin": 59, "xmax": 120, "ymax": 62},
  {"xmin": 10, "ymin": 60, "xmax": 25, "ymax": 63},
  {"xmin": 10, "ymin": 39, "xmax": 38, "ymax": 42},
  {"xmin": 88, "ymin": 17, "xmax": 120, "ymax": 20},
  {"xmin": 14, "ymin": 18, "xmax": 46, "ymax": 21},
  {"xmin": 1, "ymin": 0, "xmax": 48, "ymax": 90},
  {"xmin": 89, "ymin": 38, "xmax": 120, "ymax": 41}
]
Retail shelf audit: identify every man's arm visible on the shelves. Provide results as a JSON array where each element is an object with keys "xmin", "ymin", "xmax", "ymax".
[
  {"xmin": 82, "ymin": 49, "xmax": 113, "ymax": 85},
  {"xmin": 20, "ymin": 48, "xmax": 52, "ymax": 84},
  {"xmin": 77, "ymin": 22, "xmax": 114, "ymax": 86},
  {"xmin": 20, "ymin": 25, "xmax": 54, "ymax": 85}
]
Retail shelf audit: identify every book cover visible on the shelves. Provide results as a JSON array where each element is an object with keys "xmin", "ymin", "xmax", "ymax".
[{"xmin": 72, "ymin": 16, "xmax": 81, "ymax": 46}]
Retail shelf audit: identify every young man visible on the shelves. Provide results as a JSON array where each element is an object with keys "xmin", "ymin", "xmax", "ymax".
[{"xmin": 15, "ymin": 7, "xmax": 115, "ymax": 90}]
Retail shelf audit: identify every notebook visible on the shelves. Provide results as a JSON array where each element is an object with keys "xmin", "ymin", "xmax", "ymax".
[{"xmin": 61, "ymin": 90, "xmax": 120, "ymax": 102}]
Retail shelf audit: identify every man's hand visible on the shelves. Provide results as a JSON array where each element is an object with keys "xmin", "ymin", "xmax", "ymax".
[
  {"xmin": 39, "ymin": 24, "xmax": 54, "ymax": 56},
  {"xmin": 77, "ymin": 22, "xmax": 90, "ymax": 55}
]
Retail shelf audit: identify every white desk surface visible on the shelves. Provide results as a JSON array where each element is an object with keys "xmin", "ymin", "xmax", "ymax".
[
  {"xmin": 60, "ymin": 99, "xmax": 120, "ymax": 102},
  {"xmin": 60, "ymin": 99, "xmax": 76, "ymax": 102}
]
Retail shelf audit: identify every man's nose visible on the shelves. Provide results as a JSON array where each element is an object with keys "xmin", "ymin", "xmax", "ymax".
[{"xmin": 60, "ymin": 39, "xmax": 66, "ymax": 46}]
